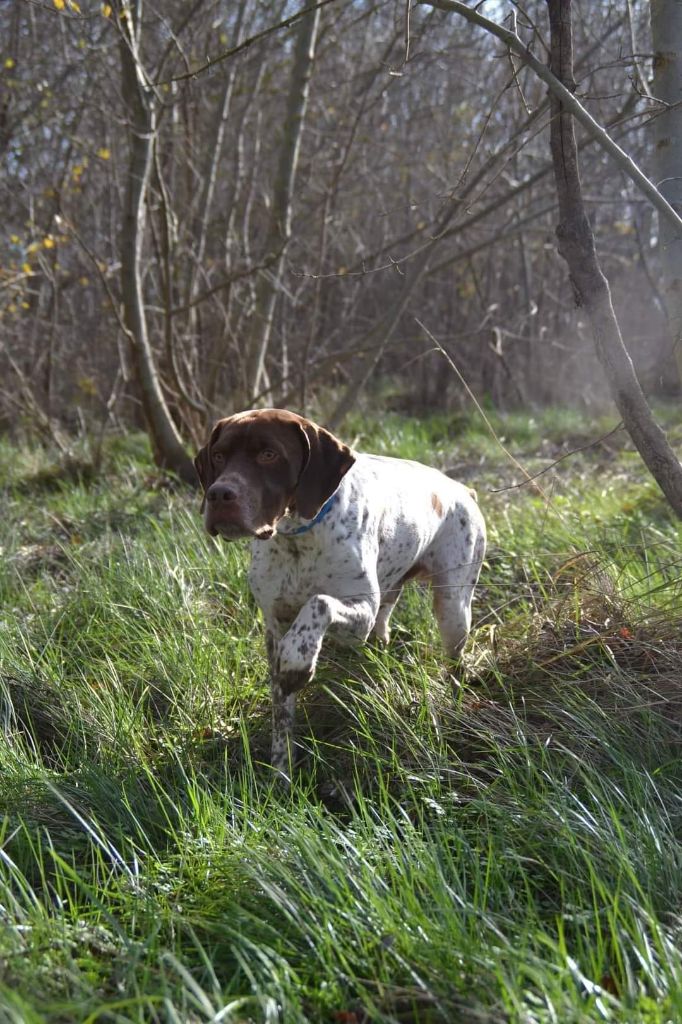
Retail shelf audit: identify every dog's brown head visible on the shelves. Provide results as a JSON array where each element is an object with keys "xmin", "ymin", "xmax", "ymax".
[{"xmin": 194, "ymin": 409, "xmax": 355, "ymax": 540}]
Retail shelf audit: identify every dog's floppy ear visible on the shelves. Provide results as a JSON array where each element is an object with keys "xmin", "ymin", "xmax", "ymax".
[
  {"xmin": 194, "ymin": 420, "xmax": 225, "ymax": 513},
  {"xmin": 294, "ymin": 420, "xmax": 355, "ymax": 520}
]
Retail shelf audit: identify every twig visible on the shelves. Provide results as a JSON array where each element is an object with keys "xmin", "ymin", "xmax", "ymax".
[
  {"xmin": 160, "ymin": 0, "xmax": 339, "ymax": 85},
  {"xmin": 414, "ymin": 318, "xmax": 545, "ymax": 497},
  {"xmin": 419, "ymin": 0, "xmax": 682, "ymax": 238},
  {"xmin": 491, "ymin": 424, "xmax": 625, "ymax": 492},
  {"xmin": 56, "ymin": 213, "xmax": 133, "ymax": 375}
]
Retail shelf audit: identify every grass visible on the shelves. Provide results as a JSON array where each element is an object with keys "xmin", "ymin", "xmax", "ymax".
[{"xmin": 0, "ymin": 405, "xmax": 681, "ymax": 1022}]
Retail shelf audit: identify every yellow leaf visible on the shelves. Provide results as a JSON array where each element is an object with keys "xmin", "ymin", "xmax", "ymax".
[
  {"xmin": 53, "ymin": 0, "xmax": 65, "ymax": 9},
  {"xmin": 27, "ymin": 241, "xmax": 40, "ymax": 254},
  {"xmin": 96, "ymin": 147, "xmax": 111, "ymax": 160},
  {"xmin": 42, "ymin": 236, "xmax": 55, "ymax": 249},
  {"xmin": 21, "ymin": 302, "xmax": 30, "ymax": 310},
  {"xmin": 22, "ymin": 262, "xmax": 32, "ymax": 275},
  {"xmin": 69, "ymin": 0, "xmax": 81, "ymax": 11},
  {"xmin": 8, "ymin": 303, "xmax": 16, "ymax": 313},
  {"xmin": 77, "ymin": 377, "xmax": 97, "ymax": 397},
  {"xmin": 4, "ymin": 58, "xmax": 15, "ymax": 69},
  {"xmin": 101, "ymin": 2, "xmax": 112, "ymax": 15},
  {"xmin": 10, "ymin": 234, "xmax": 19, "ymax": 244},
  {"xmin": 79, "ymin": 276, "xmax": 89, "ymax": 286}
]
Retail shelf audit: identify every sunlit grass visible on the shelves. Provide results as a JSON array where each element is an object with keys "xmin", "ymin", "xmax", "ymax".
[{"xmin": 0, "ymin": 411, "xmax": 680, "ymax": 1021}]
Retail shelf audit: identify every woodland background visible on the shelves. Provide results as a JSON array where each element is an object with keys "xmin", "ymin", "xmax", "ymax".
[
  {"xmin": 3, "ymin": 5, "xmax": 682, "ymax": 1020},
  {"xmin": 0, "ymin": 0, "xmax": 679, "ymax": 461}
]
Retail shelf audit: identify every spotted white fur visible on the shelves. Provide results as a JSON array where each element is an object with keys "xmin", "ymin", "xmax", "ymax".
[{"xmin": 248, "ymin": 452, "xmax": 486, "ymax": 777}]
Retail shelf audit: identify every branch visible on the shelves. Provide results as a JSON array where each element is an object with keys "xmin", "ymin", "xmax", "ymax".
[
  {"xmin": 159, "ymin": 0, "xmax": 339, "ymax": 85},
  {"xmin": 414, "ymin": 319, "xmax": 545, "ymax": 497},
  {"xmin": 419, "ymin": 0, "xmax": 682, "ymax": 237},
  {"xmin": 490, "ymin": 423, "xmax": 625, "ymax": 493}
]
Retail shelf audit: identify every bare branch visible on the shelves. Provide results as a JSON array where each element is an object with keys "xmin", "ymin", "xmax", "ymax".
[
  {"xmin": 159, "ymin": 0, "xmax": 339, "ymax": 85},
  {"xmin": 420, "ymin": 0, "xmax": 682, "ymax": 236}
]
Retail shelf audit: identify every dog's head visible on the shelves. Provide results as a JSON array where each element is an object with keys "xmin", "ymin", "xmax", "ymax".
[{"xmin": 194, "ymin": 408, "xmax": 355, "ymax": 540}]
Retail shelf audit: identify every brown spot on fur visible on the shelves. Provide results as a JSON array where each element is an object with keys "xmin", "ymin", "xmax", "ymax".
[{"xmin": 431, "ymin": 493, "xmax": 444, "ymax": 518}]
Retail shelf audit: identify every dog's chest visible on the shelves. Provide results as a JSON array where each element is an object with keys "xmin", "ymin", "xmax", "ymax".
[{"xmin": 249, "ymin": 530, "xmax": 361, "ymax": 622}]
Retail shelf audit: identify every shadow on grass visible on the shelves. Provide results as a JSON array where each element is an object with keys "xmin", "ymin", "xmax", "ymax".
[{"xmin": 3, "ymin": 568, "xmax": 682, "ymax": 859}]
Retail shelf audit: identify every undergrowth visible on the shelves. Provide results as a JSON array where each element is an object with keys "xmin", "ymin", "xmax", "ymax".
[{"xmin": 0, "ymin": 406, "xmax": 680, "ymax": 1023}]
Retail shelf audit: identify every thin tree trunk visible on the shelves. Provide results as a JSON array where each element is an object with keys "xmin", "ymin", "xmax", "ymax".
[
  {"xmin": 650, "ymin": 0, "xmax": 682, "ymax": 384},
  {"xmin": 185, "ymin": 0, "xmax": 251, "ymax": 363},
  {"xmin": 118, "ymin": 0, "xmax": 195, "ymax": 483},
  {"xmin": 328, "ymin": 230, "xmax": 444, "ymax": 431},
  {"xmin": 546, "ymin": 0, "xmax": 682, "ymax": 515},
  {"xmin": 242, "ymin": 3, "xmax": 320, "ymax": 404}
]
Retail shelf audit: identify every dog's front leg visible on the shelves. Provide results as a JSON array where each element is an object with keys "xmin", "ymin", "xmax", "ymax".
[
  {"xmin": 277, "ymin": 593, "xmax": 379, "ymax": 696},
  {"xmin": 270, "ymin": 679, "xmax": 297, "ymax": 779},
  {"xmin": 267, "ymin": 593, "xmax": 378, "ymax": 777},
  {"xmin": 265, "ymin": 630, "xmax": 296, "ymax": 779}
]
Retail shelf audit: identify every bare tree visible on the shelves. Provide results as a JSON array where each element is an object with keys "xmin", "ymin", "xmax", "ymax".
[
  {"xmin": 117, "ymin": 1, "xmax": 195, "ymax": 482},
  {"xmin": 419, "ymin": 0, "xmax": 682, "ymax": 515},
  {"xmin": 650, "ymin": 0, "xmax": 682, "ymax": 383},
  {"xmin": 0, "ymin": 0, "xmax": 676, "ymax": 443},
  {"xmin": 545, "ymin": 0, "xmax": 682, "ymax": 515},
  {"xmin": 242, "ymin": 2, "xmax": 321, "ymax": 405}
]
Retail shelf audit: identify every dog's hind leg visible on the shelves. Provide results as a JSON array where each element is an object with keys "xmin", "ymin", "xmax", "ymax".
[{"xmin": 427, "ymin": 528, "xmax": 486, "ymax": 664}]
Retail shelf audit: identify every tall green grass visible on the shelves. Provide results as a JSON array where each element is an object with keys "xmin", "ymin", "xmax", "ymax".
[{"xmin": 0, "ymin": 409, "xmax": 680, "ymax": 1022}]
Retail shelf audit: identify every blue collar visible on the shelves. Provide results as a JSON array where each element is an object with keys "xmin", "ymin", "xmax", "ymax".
[{"xmin": 285, "ymin": 493, "xmax": 338, "ymax": 536}]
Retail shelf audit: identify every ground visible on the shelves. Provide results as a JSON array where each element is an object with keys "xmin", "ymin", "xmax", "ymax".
[{"xmin": 0, "ymin": 406, "xmax": 680, "ymax": 1023}]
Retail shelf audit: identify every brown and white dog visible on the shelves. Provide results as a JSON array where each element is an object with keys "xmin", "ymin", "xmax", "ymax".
[{"xmin": 194, "ymin": 409, "xmax": 486, "ymax": 777}]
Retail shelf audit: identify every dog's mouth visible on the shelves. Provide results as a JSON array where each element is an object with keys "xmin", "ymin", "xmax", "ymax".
[
  {"xmin": 253, "ymin": 524, "xmax": 275, "ymax": 540},
  {"xmin": 205, "ymin": 497, "xmax": 283, "ymax": 542},
  {"xmin": 208, "ymin": 520, "xmax": 275, "ymax": 541}
]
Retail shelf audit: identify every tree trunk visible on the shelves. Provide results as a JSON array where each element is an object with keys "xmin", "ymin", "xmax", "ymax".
[
  {"xmin": 242, "ymin": 3, "xmax": 320, "ymax": 405},
  {"xmin": 546, "ymin": 0, "xmax": 682, "ymax": 516},
  {"xmin": 650, "ymin": 0, "xmax": 682, "ymax": 385},
  {"xmin": 328, "ymin": 225, "xmax": 447, "ymax": 431},
  {"xmin": 118, "ymin": 1, "xmax": 195, "ymax": 483}
]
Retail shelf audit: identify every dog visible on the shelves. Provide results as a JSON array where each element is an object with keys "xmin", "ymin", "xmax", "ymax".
[{"xmin": 194, "ymin": 408, "xmax": 486, "ymax": 776}]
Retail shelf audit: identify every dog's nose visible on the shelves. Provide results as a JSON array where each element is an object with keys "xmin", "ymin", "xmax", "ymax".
[{"xmin": 206, "ymin": 482, "xmax": 238, "ymax": 503}]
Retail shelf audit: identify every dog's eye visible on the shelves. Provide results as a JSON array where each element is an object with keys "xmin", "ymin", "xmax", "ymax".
[
  {"xmin": 212, "ymin": 452, "xmax": 225, "ymax": 464},
  {"xmin": 256, "ymin": 448, "xmax": 278, "ymax": 465}
]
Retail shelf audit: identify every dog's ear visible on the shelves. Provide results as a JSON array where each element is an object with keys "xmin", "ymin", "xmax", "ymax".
[
  {"xmin": 294, "ymin": 420, "xmax": 355, "ymax": 520},
  {"xmin": 194, "ymin": 421, "xmax": 225, "ymax": 513}
]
